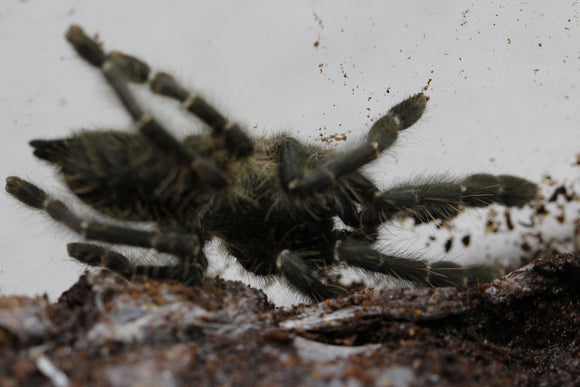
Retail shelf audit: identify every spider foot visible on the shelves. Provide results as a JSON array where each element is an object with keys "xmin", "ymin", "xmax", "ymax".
[{"xmin": 6, "ymin": 176, "xmax": 47, "ymax": 209}]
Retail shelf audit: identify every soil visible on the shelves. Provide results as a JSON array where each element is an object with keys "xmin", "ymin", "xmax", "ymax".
[{"xmin": 0, "ymin": 252, "xmax": 578, "ymax": 386}]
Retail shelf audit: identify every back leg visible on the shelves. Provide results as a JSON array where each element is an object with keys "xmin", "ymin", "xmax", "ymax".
[
  {"xmin": 66, "ymin": 25, "xmax": 253, "ymax": 159},
  {"xmin": 65, "ymin": 25, "xmax": 227, "ymax": 190}
]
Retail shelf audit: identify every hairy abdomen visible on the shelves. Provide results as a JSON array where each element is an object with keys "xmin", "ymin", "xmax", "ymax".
[{"xmin": 32, "ymin": 130, "xmax": 194, "ymax": 223}]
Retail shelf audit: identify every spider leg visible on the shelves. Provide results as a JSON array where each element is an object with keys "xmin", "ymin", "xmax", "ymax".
[
  {"xmin": 361, "ymin": 173, "xmax": 538, "ymax": 227},
  {"xmin": 140, "ymin": 65, "xmax": 253, "ymax": 159},
  {"xmin": 67, "ymin": 243, "xmax": 206, "ymax": 285},
  {"xmin": 287, "ymin": 93, "xmax": 427, "ymax": 194},
  {"xmin": 66, "ymin": 25, "xmax": 253, "ymax": 159},
  {"xmin": 5, "ymin": 177, "xmax": 206, "ymax": 283},
  {"xmin": 336, "ymin": 240, "xmax": 502, "ymax": 289},
  {"xmin": 278, "ymin": 137, "xmax": 303, "ymax": 189},
  {"xmin": 276, "ymin": 250, "xmax": 348, "ymax": 302},
  {"xmin": 277, "ymin": 137, "xmax": 381, "ymax": 242},
  {"xmin": 335, "ymin": 172, "xmax": 382, "ymax": 242},
  {"xmin": 65, "ymin": 26, "xmax": 227, "ymax": 189}
]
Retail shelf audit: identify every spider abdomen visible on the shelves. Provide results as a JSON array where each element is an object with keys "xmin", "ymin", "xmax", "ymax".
[{"xmin": 32, "ymin": 130, "xmax": 198, "ymax": 223}]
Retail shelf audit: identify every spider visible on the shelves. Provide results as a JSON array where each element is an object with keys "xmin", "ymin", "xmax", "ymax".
[{"xmin": 6, "ymin": 26, "xmax": 538, "ymax": 303}]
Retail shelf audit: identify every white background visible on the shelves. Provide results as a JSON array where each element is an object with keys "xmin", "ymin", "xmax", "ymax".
[{"xmin": 1, "ymin": 1, "xmax": 579, "ymax": 305}]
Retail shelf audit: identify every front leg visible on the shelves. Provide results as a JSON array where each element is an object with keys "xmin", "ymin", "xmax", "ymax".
[
  {"xmin": 287, "ymin": 93, "xmax": 427, "ymax": 194},
  {"xmin": 67, "ymin": 243, "xmax": 206, "ymax": 285}
]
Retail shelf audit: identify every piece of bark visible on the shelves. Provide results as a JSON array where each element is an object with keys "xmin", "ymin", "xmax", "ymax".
[{"xmin": 0, "ymin": 252, "xmax": 578, "ymax": 386}]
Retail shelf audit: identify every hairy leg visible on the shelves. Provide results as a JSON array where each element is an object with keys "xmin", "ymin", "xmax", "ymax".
[
  {"xmin": 336, "ymin": 239, "xmax": 501, "ymax": 289},
  {"xmin": 6, "ymin": 177, "xmax": 207, "ymax": 283},
  {"xmin": 66, "ymin": 25, "xmax": 253, "ymax": 159},
  {"xmin": 65, "ymin": 25, "xmax": 228, "ymax": 189},
  {"xmin": 360, "ymin": 173, "xmax": 537, "ymax": 227},
  {"xmin": 275, "ymin": 250, "xmax": 348, "ymax": 302},
  {"xmin": 67, "ymin": 243, "xmax": 206, "ymax": 285},
  {"xmin": 287, "ymin": 93, "xmax": 427, "ymax": 194}
]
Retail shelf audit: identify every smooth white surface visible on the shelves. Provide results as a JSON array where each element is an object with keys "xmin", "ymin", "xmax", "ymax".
[{"xmin": 1, "ymin": 1, "xmax": 579, "ymax": 305}]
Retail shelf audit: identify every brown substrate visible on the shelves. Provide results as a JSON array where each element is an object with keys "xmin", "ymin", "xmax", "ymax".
[{"xmin": 0, "ymin": 252, "xmax": 578, "ymax": 386}]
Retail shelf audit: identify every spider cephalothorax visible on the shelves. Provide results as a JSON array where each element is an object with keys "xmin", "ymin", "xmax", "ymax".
[{"xmin": 6, "ymin": 26, "xmax": 538, "ymax": 302}]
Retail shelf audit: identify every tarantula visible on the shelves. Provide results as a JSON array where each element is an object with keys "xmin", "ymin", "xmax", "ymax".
[{"xmin": 6, "ymin": 26, "xmax": 538, "ymax": 302}]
